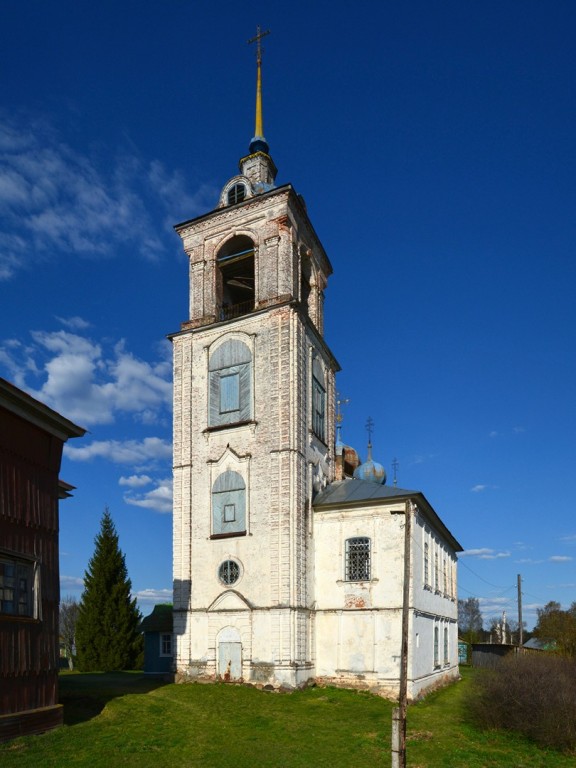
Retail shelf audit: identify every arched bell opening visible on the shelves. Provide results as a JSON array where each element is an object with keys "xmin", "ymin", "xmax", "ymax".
[{"xmin": 217, "ymin": 235, "xmax": 255, "ymax": 320}]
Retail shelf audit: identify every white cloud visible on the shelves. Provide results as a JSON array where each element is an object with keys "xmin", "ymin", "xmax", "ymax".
[
  {"xmin": 471, "ymin": 484, "xmax": 486, "ymax": 493},
  {"xmin": 55, "ymin": 316, "xmax": 91, "ymax": 331},
  {"xmin": 460, "ymin": 548, "xmax": 511, "ymax": 560},
  {"xmin": 65, "ymin": 437, "xmax": 172, "ymax": 465},
  {"xmin": 135, "ymin": 588, "xmax": 172, "ymax": 605},
  {"xmin": 124, "ymin": 477, "xmax": 173, "ymax": 514},
  {"xmin": 119, "ymin": 474, "xmax": 153, "ymax": 488},
  {"xmin": 549, "ymin": 555, "xmax": 573, "ymax": 563},
  {"xmin": 0, "ymin": 329, "xmax": 172, "ymax": 426},
  {"xmin": 0, "ymin": 111, "xmax": 215, "ymax": 280},
  {"xmin": 60, "ymin": 575, "xmax": 84, "ymax": 590}
]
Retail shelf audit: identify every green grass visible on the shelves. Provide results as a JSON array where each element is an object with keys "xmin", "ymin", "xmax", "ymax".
[{"xmin": 0, "ymin": 668, "xmax": 573, "ymax": 767}]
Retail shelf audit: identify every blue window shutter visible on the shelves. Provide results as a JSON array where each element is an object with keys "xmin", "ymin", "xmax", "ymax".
[
  {"xmin": 212, "ymin": 471, "xmax": 246, "ymax": 534},
  {"xmin": 220, "ymin": 372, "xmax": 240, "ymax": 413},
  {"xmin": 209, "ymin": 340, "xmax": 252, "ymax": 427}
]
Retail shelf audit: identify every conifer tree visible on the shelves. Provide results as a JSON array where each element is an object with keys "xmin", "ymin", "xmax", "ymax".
[{"xmin": 75, "ymin": 508, "xmax": 143, "ymax": 671}]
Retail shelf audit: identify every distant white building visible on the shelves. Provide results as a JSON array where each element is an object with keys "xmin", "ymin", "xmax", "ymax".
[{"xmin": 170, "ymin": 47, "xmax": 462, "ymax": 700}]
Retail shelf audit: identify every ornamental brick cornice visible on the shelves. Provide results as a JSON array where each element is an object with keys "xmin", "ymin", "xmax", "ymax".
[{"xmin": 175, "ymin": 185, "xmax": 292, "ymax": 239}]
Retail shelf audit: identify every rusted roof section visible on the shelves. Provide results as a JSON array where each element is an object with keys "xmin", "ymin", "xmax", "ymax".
[{"xmin": 314, "ymin": 479, "xmax": 463, "ymax": 553}]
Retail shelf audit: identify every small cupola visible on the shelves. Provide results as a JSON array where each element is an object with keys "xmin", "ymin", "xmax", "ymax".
[{"xmin": 353, "ymin": 418, "xmax": 387, "ymax": 485}]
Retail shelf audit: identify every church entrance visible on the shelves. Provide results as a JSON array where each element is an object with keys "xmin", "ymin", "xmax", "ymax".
[
  {"xmin": 216, "ymin": 626, "xmax": 243, "ymax": 681},
  {"xmin": 218, "ymin": 642, "xmax": 242, "ymax": 681}
]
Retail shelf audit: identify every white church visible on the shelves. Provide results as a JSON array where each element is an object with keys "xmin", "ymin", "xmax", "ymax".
[{"xmin": 170, "ymin": 36, "xmax": 462, "ymax": 700}]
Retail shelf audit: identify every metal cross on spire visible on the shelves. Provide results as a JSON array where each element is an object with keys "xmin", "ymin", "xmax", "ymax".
[
  {"xmin": 392, "ymin": 457, "xmax": 399, "ymax": 487},
  {"xmin": 247, "ymin": 26, "xmax": 271, "ymax": 148},
  {"xmin": 247, "ymin": 25, "xmax": 270, "ymax": 65},
  {"xmin": 365, "ymin": 416, "xmax": 374, "ymax": 443},
  {"xmin": 336, "ymin": 393, "xmax": 350, "ymax": 426},
  {"xmin": 336, "ymin": 393, "xmax": 350, "ymax": 445}
]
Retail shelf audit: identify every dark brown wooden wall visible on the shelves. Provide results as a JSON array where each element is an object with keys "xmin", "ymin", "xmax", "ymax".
[{"xmin": 0, "ymin": 407, "xmax": 64, "ymax": 718}]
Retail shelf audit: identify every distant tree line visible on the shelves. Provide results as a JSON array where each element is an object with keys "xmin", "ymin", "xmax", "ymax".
[
  {"xmin": 534, "ymin": 601, "xmax": 576, "ymax": 657},
  {"xmin": 458, "ymin": 596, "xmax": 576, "ymax": 656},
  {"xmin": 457, "ymin": 597, "xmax": 529, "ymax": 647}
]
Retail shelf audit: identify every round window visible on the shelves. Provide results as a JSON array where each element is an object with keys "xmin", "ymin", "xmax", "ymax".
[{"xmin": 219, "ymin": 560, "xmax": 240, "ymax": 585}]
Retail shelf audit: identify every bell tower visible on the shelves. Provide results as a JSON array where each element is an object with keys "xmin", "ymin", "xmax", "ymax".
[{"xmin": 171, "ymin": 29, "xmax": 338, "ymax": 688}]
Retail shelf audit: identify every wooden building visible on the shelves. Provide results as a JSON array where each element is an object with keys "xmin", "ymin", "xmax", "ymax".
[
  {"xmin": 140, "ymin": 604, "xmax": 173, "ymax": 677},
  {"xmin": 0, "ymin": 378, "xmax": 85, "ymax": 740}
]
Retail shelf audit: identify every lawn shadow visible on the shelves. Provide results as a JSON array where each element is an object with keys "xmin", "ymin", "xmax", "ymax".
[{"xmin": 59, "ymin": 671, "xmax": 170, "ymax": 726}]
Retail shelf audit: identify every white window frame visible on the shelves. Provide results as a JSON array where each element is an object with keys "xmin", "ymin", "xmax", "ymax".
[{"xmin": 160, "ymin": 633, "xmax": 173, "ymax": 657}]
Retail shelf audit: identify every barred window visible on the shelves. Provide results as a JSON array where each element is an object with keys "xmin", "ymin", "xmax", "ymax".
[
  {"xmin": 219, "ymin": 560, "xmax": 240, "ymax": 585},
  {"xmin": 345, "ymin": 537, "xmax": 371, "ymax": 581}
]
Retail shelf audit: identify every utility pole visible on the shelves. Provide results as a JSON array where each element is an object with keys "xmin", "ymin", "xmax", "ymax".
[
  {"xmin": 392, "ymin": 499, "xmax": 412, "ymax": 768},
  {"xmin": 517, "ymin": 574, "xmax": 523, "ymax": 648}
]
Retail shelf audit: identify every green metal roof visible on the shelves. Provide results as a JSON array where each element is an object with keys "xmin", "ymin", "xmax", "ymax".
[{"xmin": 139, "ymin": 604, "xmax": 173, "ymax": 633}]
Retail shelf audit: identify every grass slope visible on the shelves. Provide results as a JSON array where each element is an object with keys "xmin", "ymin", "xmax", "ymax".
[{"xmin": 0, "ymin": 669, "xmax": 573, "ymax": 767}]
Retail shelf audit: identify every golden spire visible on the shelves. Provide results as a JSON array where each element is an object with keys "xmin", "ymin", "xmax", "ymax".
[{"xmin": 247, "ymin": 26, "xmax": 270, "ymax": 153}]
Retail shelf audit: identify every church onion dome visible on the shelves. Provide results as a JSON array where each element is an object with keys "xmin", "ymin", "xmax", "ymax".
[
  {"xmin": 343, "ymin": 444, "xmax": 361, "ymax": 471},
  {"xmin": 353, "ymin": 441, "xmax": 387, "ymax": 485}
]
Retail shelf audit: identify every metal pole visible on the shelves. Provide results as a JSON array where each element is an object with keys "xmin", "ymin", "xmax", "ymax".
[
  {"xmin": 517, "ymin": 574, "xmax": 523, "ymax": 648},
  {"xmin": 392, "ymin": 499, "xmax": 412, "ymax": 767}
]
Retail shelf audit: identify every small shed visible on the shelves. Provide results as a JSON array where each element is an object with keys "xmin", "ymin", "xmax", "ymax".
[
  {"xmin": 523, "ymin": 637, "xmax": 557, "ymax": 653},
  {"xmin": 471, "ymin": 643, "xmax": 517, "ymax": 669},
  {"xmin": 140, "ymin": 604, "xmax": 173, "ymax": 676}
]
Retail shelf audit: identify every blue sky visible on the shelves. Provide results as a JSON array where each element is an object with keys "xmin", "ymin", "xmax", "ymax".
[{"xmin": 1, "ymin": 1, "xmax": 575, "ymax": 631}]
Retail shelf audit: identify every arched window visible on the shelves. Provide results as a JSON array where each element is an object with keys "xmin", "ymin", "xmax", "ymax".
[
  {"xmin": 312, "ymin": 356, "xmax": 326, "ymax": 442},
  {"xmin": 424, "ymin": 542, "xmax": 429, "ymax": 586},
  {"xmin": 227, "ymin": 183, "xmax": 246, "ymax": 206},
  {"xmin": 217, "ymin": 235, "xmax": 255, "ymax": 320},
  {"xmin": 345, "ymin": 537, "xmax": 371, "ymax": 581},
  {"xmin": 212, "ymin": 470, "xmax": 246, "ymax": 536},
  {"xmin": 434, "ymin": 626, "xmax": 439, "ymax": 667},
  {"xmin": 208, "ymin": 339, "xmax": 252, "ymax": 427}
]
